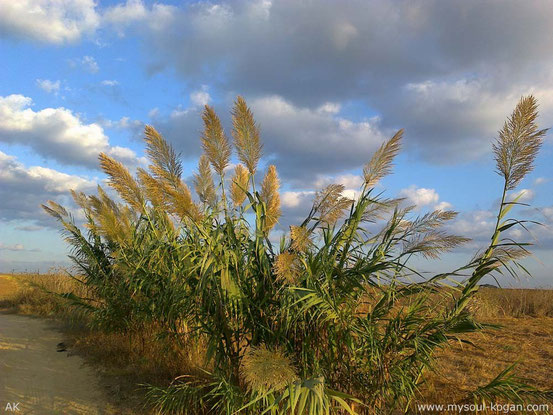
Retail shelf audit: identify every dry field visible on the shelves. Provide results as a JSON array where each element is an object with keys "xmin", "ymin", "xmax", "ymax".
[{"xmin": 0, "ymin": 273, "xmax": 552, "ymax": 414}]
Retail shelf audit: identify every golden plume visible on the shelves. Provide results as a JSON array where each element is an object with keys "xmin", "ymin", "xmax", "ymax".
[
  {"xmin": 273, "ymin": 252, "xmax": 301, "ymax": 284},
  {"xmin": 98, "ymin": 153, "xmax": 145, "ymax": 213},
  {"xmin": 313, "ymin": 183, "xmax": 352, "ymax": 224},
  {"xmin": 260, "ymin": 165, "xmax": 281, "ymax": 232},
  {"xmin": 240, "ymin": 345, "xmax": 297, "ymax": 392},
  {"xmin": 201, "ymin": 105, "xmax": 232, "ymax": 175},
  {"xmin": 144, "ymin": 125, "xmax": 182, "ymax": 187},
  {"xmin": 70, "ymin": 189, "xmax": 90, "ymax": 212},
  {"xmin": 163, "ymin": 179, "xmax": 202, "ymax": 223},
  {"xmin": 142, "ymin": 126, "xmax": 202, "ymax": 221},
  {"xmin": 137, "ymin": 168, "xmax": 167, "ymax": 209},
  {"xmin": 232, "ymin": 96, "xmax": 262, "ymax": 175},
  {"xmin": 363, "ymin": 129, "xmax": 403, "ymax": 187},
  {"xmin": 41, "ymin": 200, "xmax": 68, "ymax": 221},
  {"xmin": 86, "ymin": 185, "xmax": 132, "ymax": 244},
  {"xmin": 230, "ymin": 164, "xmax": 250, "ymax": 206},
  {"xmin": 194, "ymin": 155, "xmax": 217, "ymax": 207},
  {"xmin": 493, "ymin": 96, "xmax": 547, "ymax": 190},
  {"xmin": 290, "ymin": 225, "xmax": 313, "ymax": 253}
]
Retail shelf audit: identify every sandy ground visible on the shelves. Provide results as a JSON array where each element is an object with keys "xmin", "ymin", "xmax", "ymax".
[
  {"xmin": 0, "ymin": 313, "xmax": 113, "ymax": 414},
  {"xmin": 0, "ymin": 275, "xmax": 114, "ymax": 414}
]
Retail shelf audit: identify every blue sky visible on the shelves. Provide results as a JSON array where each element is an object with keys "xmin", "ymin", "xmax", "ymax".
[{"xmin": 0, "ymin": 0, "xmax": 552, "ymax": 286}]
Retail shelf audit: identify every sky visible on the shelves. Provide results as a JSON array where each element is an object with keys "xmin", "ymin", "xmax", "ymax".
[{"xmin": 0, "ymin": 0, "xmax": 552, "ymax": 287}]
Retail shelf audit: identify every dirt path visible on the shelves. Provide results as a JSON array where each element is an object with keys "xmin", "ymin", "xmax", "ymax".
[{"xmin": 0, "ymin": 275, "xmax": 114, "ymax": 414}]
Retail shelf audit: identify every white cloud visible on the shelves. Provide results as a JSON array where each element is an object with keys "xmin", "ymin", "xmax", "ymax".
[
  {"xmin": 0, "ymin": 94, "xmax": 142, "ymax": 169},
  {"xmin": 534, "ymin": 177, "xmax": 548, "ymax": 186},
  {"xmin": 103, "ymin": 0, "xmax": 147, "ymax": 28},
  {"xmin": 281, "ymin": 191, "xmax": 315, "ymax": 208},
  {"xmin": 434, "ymin": 201, "xmax": 453, "ymax": 211},
  {"xmin": 508, "ymin": 188, "xmax": 535, "ymax": 203},
  {"xmin": 0, "ymin": 150, "xmax": 96, "ymax": 224},
  {"xmin": 317, "ymin": 102, "xmax": 341, "ymax": 115},
  {"xmin": 314, "ymin": 173, "xmax": 364, "ymax": 190},
  {"xmin": 101, "ymin": 79, "xmax": 119, "ymax": 86},
  {"xmin": 108, "ymin": 146, "xmax": 147, "ymax": 168},
  {"xmin": 36, "ymin": 79, "xmax": 61, "ymax": 94},
  {"xmin": 102, "ymin": 0, "xmax": 176, "ymax": 33},
  {"xmin": 190, "ymin": 86, "xmax": 211, "ymax": 107},
  {"xmin": 0, "ymin": 0, "xmax": 99, "ymax": 44},
  {"xmin": 69, "ymin": 55, "xmax": 99, "ymax": 73},
  {"xmin": 81, "ymin": 55, "xmax": 99, "ymax": 73},
  {"xmin": 399, "ymin": 185, "xmax": 440, "ymax": 209},
  {"xmin": 250, "ymin": 95, "xmax": 388, "ymax": 183}
]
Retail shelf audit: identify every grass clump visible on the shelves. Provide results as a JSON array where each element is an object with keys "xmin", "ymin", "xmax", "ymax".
[{"xmin": 41, "ymin": 95, "xmax": 551, "ymax": 414}]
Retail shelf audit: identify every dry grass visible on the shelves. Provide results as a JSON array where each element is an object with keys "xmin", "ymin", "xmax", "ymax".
[
  {"xmin": 0, "ymin": 272, "xmax": 85, "ymax": 318},
  {"xmin": 1, "ymin": 273, "xmax": 552, "ymax": 414},
  {"xmin": 420, "ymin": 317, "xmax": 553, "ymax": 413},
  {"xmin": 474, "ymin": 287, "xmax": 553, "ymax": 318}
]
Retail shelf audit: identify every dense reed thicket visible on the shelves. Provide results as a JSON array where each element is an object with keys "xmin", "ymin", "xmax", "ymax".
[{"xmin": 43, "ymin": 96, "xmax": 550, "ymax": 414}]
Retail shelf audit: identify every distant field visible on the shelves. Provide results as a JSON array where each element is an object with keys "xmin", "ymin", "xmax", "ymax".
[
  {"xmin": 0, "ymin": 274, "xmax": 20, "ymax": 298},
  {"xmin": 1, "ymin": 273, "xmax": 552, "ymax": 414}
]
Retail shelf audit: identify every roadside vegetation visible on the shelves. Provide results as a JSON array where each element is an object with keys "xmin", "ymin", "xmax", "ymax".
[{"xmin": 3, "ymin": 95, "xmax": 550, "ymax": 414}]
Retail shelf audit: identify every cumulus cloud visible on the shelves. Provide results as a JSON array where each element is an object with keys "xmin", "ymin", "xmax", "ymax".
[
  {"xmin": 250, "ymin": 96, "xmax": 388, "ymax": 184},
  {"xmin": 281, "ymin": 191, "xmax": 315, "ymax": 209},
  {"xmin": 102, "ymin": 0, "xmax": 176, "ymax": 34},
  {"xmin": 125, "ymin": 0, "xmax": 553, "ymax": 163},
  {"xmin": 36, "ymin": 79, "xmax": 61, "ymax": 94},
  {"xmin": 399, "ymin": 185, "xmax": 439, "ymax": 209},
  {"xmin": 0, "ymin": 0, "xmax": 99, "ymax": 44},
  {"xmin": 0, "ymin": 94, "xmax": 143, "ymax": 169},
  {"xmin": 0, "ymin": 151, "xmax": 96, "ymax": 224}
]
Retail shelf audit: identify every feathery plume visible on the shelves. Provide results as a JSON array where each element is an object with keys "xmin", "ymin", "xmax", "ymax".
[
  {"xmin": 402, "ymin": 231, "xmax": 470, "ymax": 259},
  {"xmin": 137, "ymin": 168, "xmax": 167, "ymax": 209},
  {"xmin": 164, "ymin": 180, "xmax": 202, "ymax": 223},
  {"xmin": 41, "ymin": 200, "xmax": 68, "ymax": 220},
  {"xmin": 363, "ymin": 129, "xmax": 403, "ymax": 187},
  {"xmin": 313, "ymin": 184, "xmax": 353, "ymax": 224},
  {"xmin": 194, "ymin": 155, "xmax": 217, "ymax": 207},
  {"xmin": 406, "ymin": 210, "xmax": 458, "ymax": 234},
  {"xmin": 290, "ymin": 225, "xmax": 313, "ymax": 253},
  {"xmin": 490, "ymin": 245, "xmax": 531, "ymax": 268},
  {"xmin": 99, "ymin": 153, "xmax": 145, "ymax": 213},
  {"xmin": 260, "ymin": 165, "xmax": 281, "ymax": 232},
  {"xmin": 144, "ymin": 126, "xmax": 182, "ymax": 186},
  {"xmin": 493, "ymin": 96, "xmax": 547, "ymax": 190},
  {"xmin": 240, "ymin": 345, "xmax": 297, "ymax": 392},
  {"xmin": 232, "ymin": 96, "xmax": 262, "ymax": 175},
  {"xmin": 273, "ymin": 252, "xmax": 301, "ymax": 284},
  {"xmin": 142, "ymin": 126, "xmax": 202, "ymax": 220},
  {"xmin": 70, "ymin": 190, "xmax": 90, "ymax": 212},
  {"xmin": 86, "ymin": 186, "xmax": 132, "ymax": 244},
  {"xmin": 201, "ymin": 105, "xmax": 232, "ymax": 175},
  {"xmin": 230, "ymin": 164, "xmax": 250, "ymax": 206}
]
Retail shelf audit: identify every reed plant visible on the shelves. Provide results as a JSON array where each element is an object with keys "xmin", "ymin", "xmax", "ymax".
[{"xmin": 43, "ymin": 96, "xmax": 551, "ymax": 414}]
